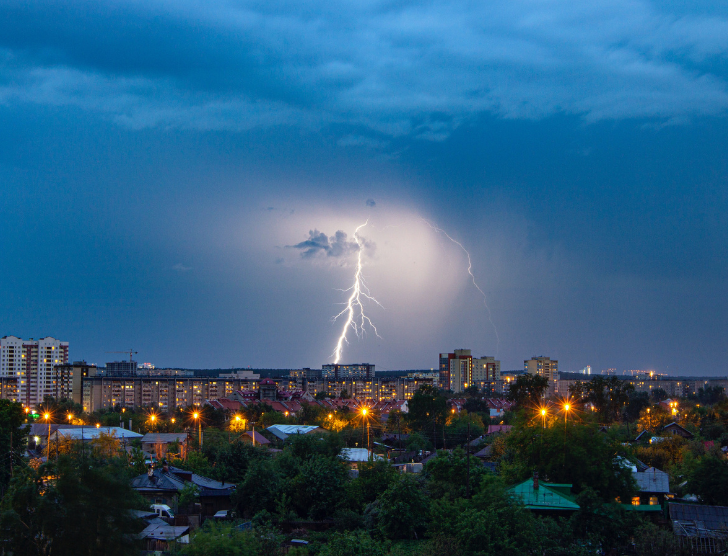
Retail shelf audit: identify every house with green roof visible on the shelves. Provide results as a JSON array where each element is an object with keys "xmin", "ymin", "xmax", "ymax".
[{"xmin": 508, "ymin": 474, "xmax": 580, "ymax": 514}]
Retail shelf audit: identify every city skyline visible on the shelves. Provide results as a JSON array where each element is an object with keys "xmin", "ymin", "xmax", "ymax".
[{"xmin": 1, "ymin": 1, "xmax": 727, "ymax": 375}]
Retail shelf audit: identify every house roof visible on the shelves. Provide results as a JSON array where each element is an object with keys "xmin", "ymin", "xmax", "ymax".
[
  {"xmin": 487, "ymin": 425, "xmax": 513, "ymax": 434},
  {"xmin": 131, "ymin": 469, "xmax": 186, "ymax": 493},
  {"xmin": 662, "ymin": 422, "xmax": 695, "ymax": 438},
  {"xmin": 141, "ymin": 433, "xmax": 188, "ymax": 444},
  {"xmin": 131, "ymin": 466, "xmax": 235, "ymax": 494},
  {"xmin": 635, "ymin": 430, "xmax": 651, "ymax": 442},
  {"xmin": 207, "ymin": 398, "xmax": 243, "ymax": 411},
  {"xmin": 473, "ymin": 445, "xmax": 493, "ymax": 458},
  {"xmin": 509, "ymin": 479, "xmax": 580, "ymax": 511},
  {"xmin": 634, "ymin": 468, "xmax": 670, "ymax": 494},
  {"xmin": 53, "ymin": 427, "xmax": 142, "ymax": 441},
  {"xmin": 29, "ymin": 423, "xmax": 84, "ymax": 436},
  {"xmin": 340, "ymin": 448, "xmax": 384, "ymax": 462},
  {"xmin": 139, "ymin": 523, "xmax": 190, "ymax": 541},
  {"xmin": 266, "ymin": 424, "xmax": 320, "ymax": 440},
  {"xmin": 669, "ymin": 503, "xmax": 728, "ymax": 535},
  {"xmin": 243, "ymin": 431, "xmax": 270, "ymax": 445},
  {"xmin": 167, "ymin": 466, "xmax": 235, "ymax": 490}
]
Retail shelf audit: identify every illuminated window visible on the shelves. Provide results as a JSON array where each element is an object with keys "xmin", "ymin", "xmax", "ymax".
[
  {"xmin": 649, "ymin": 496, "xmax": 659, "ymax": 506},
  {"xmin": 631, "ymin": 497, "xmax": 641, "ymax": 506}
]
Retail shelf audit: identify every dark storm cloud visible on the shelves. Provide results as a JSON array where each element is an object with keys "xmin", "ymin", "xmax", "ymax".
[
  {"xmin": 1, "ymin": 0, "xmax": 728, "ymax": 133},
  {"xmin": 289, "ymin": 229, "xmax": 360, "ymax": 259}
]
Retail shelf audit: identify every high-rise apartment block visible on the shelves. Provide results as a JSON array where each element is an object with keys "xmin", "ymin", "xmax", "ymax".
[
  {"xmin": 439, "ymin": 349, "xmax": 500, "ymax": 393},
  {"xmin": 525, "ymin": 356, "xmax": 559, "ymax": 395},
  {"xmin": 0, "ymin": 336, "xmax": 69, "ymax": 405},
  {"xmin": 320, "ymin": 363, "xmax": 375, "ymax": 380}
]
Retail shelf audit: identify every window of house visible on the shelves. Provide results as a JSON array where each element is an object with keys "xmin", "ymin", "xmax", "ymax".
[{"xmin": 631, "ymin": 497, "xmax": 641, "ymax": 506}]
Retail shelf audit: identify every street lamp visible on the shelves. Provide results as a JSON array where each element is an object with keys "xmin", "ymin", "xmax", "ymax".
[
  {"xmin": 361, "ymin": 408, "xmax": 370, "ymax": 454},
  {"xmin": 540, "ymin": 407, "xmax": 547, "ymax": 429},
  {"xmin": 44, "ymin": 412, "xmax": 51, "ymax": 460},
  {"xmin": 193, "ymin": 411, "xmax": 202, "ymax": 448},
  {"xmin": 563, "ymin": 403, "xmax": 571, "ymax": 427}
]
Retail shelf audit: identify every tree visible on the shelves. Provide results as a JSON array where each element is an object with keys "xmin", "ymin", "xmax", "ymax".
[
  {"xmin": 318, "ymin": 530, "xmax": 388, "ymax": 556},
  {"xmin": 501, "ymin": 420, "xmax": 637, "ymax": 502},
  {"xmin": 289, "ymin": 455, "xmax": 348, "ymax": 519},
  {"xmin": 405, "ymin": 385, "xmax": 448, "ymax": 446},
  {"xmin": 0, "ymin": 456, "xmax": 146, "ymax": 556},
  {"xmin": 0, "ymin": 400, "xmax": 28, "ymax": 493},
  {"xmin": 234, "ymin": 459, "xmax": 281, "ymax": 518},
  {"xmin": 506, "ymin": 374, "xmax": 549, "ymax": 407},
  {"xmin": 182, "ymin": 521, "xmax": 273, "ymax": 556},
  {"xmin": 624, "ymin": 392, "xmax": 650, "ymax": 421},
  {"xmin": 425, "ymin": 447, "xmax": 489, "ymax": 499},
  {"xmin": 346, "ymin": 459, "xmax": 399, "ymax": 509},
  {"xmin": 689, "ymin": 456, "xmax": 728, "ymax": 505},
  {"xmin": 376, "ymin": 476, "xmax": 430, "ymax": 539},
  {"xmin": 569, "ymin": 377, "xmax": 633, "ymax": 422}
]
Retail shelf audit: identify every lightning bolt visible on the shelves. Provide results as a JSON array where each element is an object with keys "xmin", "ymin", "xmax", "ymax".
[
  {"xmin": 423, "ymin": 219, "xmax": 500, "ymax": 355},
  {"xmin": 331, "ymin": 220, "xmax": 383, "ymax": 363}
]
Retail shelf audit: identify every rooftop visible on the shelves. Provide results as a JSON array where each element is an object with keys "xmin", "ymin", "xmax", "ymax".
[{"xmin": 509, "ymin": 479, "xmax": 580, "ymax": 511}]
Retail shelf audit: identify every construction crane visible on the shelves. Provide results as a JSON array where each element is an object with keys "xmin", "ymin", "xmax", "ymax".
[{"xmin": 106, "ymin": 349, "xmax": 138, "ymax": 364}]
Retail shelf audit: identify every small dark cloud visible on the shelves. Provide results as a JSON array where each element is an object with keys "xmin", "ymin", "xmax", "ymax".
[
  {"xmin": 366, "ymin": 198, "xmax": 376, "ymax": 207},
  {"xmin": 172, "ymin": 263, "xmax": 192, "ymax": 272},
  {"xmin": 289, "ymin": 229, "xmax": 365, "ymax": 259}
]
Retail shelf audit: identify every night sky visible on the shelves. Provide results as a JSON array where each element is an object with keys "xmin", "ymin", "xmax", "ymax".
[{"xmin": 1, "ymin": 0, "xmax": 727, "ymax": 374}]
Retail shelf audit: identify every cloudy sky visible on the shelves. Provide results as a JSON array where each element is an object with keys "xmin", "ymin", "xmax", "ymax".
[{"xmin": 1, "ymin": 0, "xmax": 727, "ymax": 374}]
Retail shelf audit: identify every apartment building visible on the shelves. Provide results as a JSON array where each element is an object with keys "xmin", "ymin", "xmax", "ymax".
[
  {"xmin": 0, "ymin": 336, "xmax": 69, "ymax": 405},
  {"xmin": 525, "ymin": 356, "xmax": 559, "ymax": 396},
  {"xmin": 439, "ymin": 349, "xmax": 500, "ymax": 393}
]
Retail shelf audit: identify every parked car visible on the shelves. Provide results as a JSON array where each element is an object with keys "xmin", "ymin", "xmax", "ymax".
[
  {"xmin": 213, "ymin": 510, "xmax": 229, "ymax": 520},
  {"xmin": 150, "ymin": 504, "xmax": 174, "ymax": 519}
]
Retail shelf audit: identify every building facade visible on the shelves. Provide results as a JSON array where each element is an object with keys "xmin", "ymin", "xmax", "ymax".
[
  {"xmin": 440, "ymin": 350, "xmax": 500, "ymax": 393},
  {"xmin": 0, "ymin": 336, "xmax": 69, "ymax": 405},
  {"xmin": 320, "ymin": 363, "xmax": 375, "ymax": 380},
  {"xmin": 525, "ymin": 356, "xmax": 559, "ymax": 396}
]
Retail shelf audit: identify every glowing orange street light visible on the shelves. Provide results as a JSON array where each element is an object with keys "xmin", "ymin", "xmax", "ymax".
[
  {"xmin": 67, "ymin": 413, "xmax": 73, "ymax": 422},
  {"xmin": 540, "ymin": 407, "xmax": 547, "ymax": 429},
  {"xmin": 193, "ymin": 411, "xmax": 202, "ymax": 448},
  {"xmin": 44, "ymin": 412, "xmax": 51, "ymax": 460},
  {"xmin": 563, "ymin": 402, "xmax": 571, "ymax": 427},
  {"xmin": 96, "ymin": 423, "xmax": 100, "ymax": 429},
  {"xmin": 361, "ymin": 408, "xmax": 370, "ymax": 453}
]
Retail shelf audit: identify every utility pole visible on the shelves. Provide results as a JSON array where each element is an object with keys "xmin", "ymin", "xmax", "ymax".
[{"xmin": 466, "ymin": 415, "xmax": 471, "ymax": 498}]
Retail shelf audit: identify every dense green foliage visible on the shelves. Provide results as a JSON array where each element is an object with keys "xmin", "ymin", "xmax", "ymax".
[{"xmin": 0, "ymin": 455, "xmax": 146, "ymax": 556}]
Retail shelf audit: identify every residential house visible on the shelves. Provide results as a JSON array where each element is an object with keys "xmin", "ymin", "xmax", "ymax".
[
  {"xmin": 239, "ymin": 431, "xmax": 270, "ymax": 446},
  {"xmin": 630, "ymin": 467, "xmax": 671, "ymax": 509},
  {"xmin": 662, "ymin": 422, "xmax": 695, "ymax": 439},
  {"xmin": 508, "ymin": 474, "xmax": 580, "ymax": 514},
  {"xmin": 266, "ymin": 424, "xmax": 322, "ymax": 441},
  {"xmin": 141, "ymin": 433, "xmax": 188, "ymax": 460},
  {"xmin": 669, "ymin": 502, "xmax": 728, "ymax": 553},
  {"xmin": 131, "ymin": 464, "xmax": 236, "ymax": 517}
]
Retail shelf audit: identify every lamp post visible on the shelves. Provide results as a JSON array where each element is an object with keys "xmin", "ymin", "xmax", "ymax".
[
  {"xmin": 540, "ymin": 407, "xmax": 547, "ymax": 430},
  {"xmin": 44, "ymin": 412, "xmax": 51, "ymax": 461},
  {"xmin": 193, "ymin": 411, "xmax": 202, "ymax": 449},
  {"xmin": 361, "ymin": 408, "xmax": 370, "ymax": 455}
]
